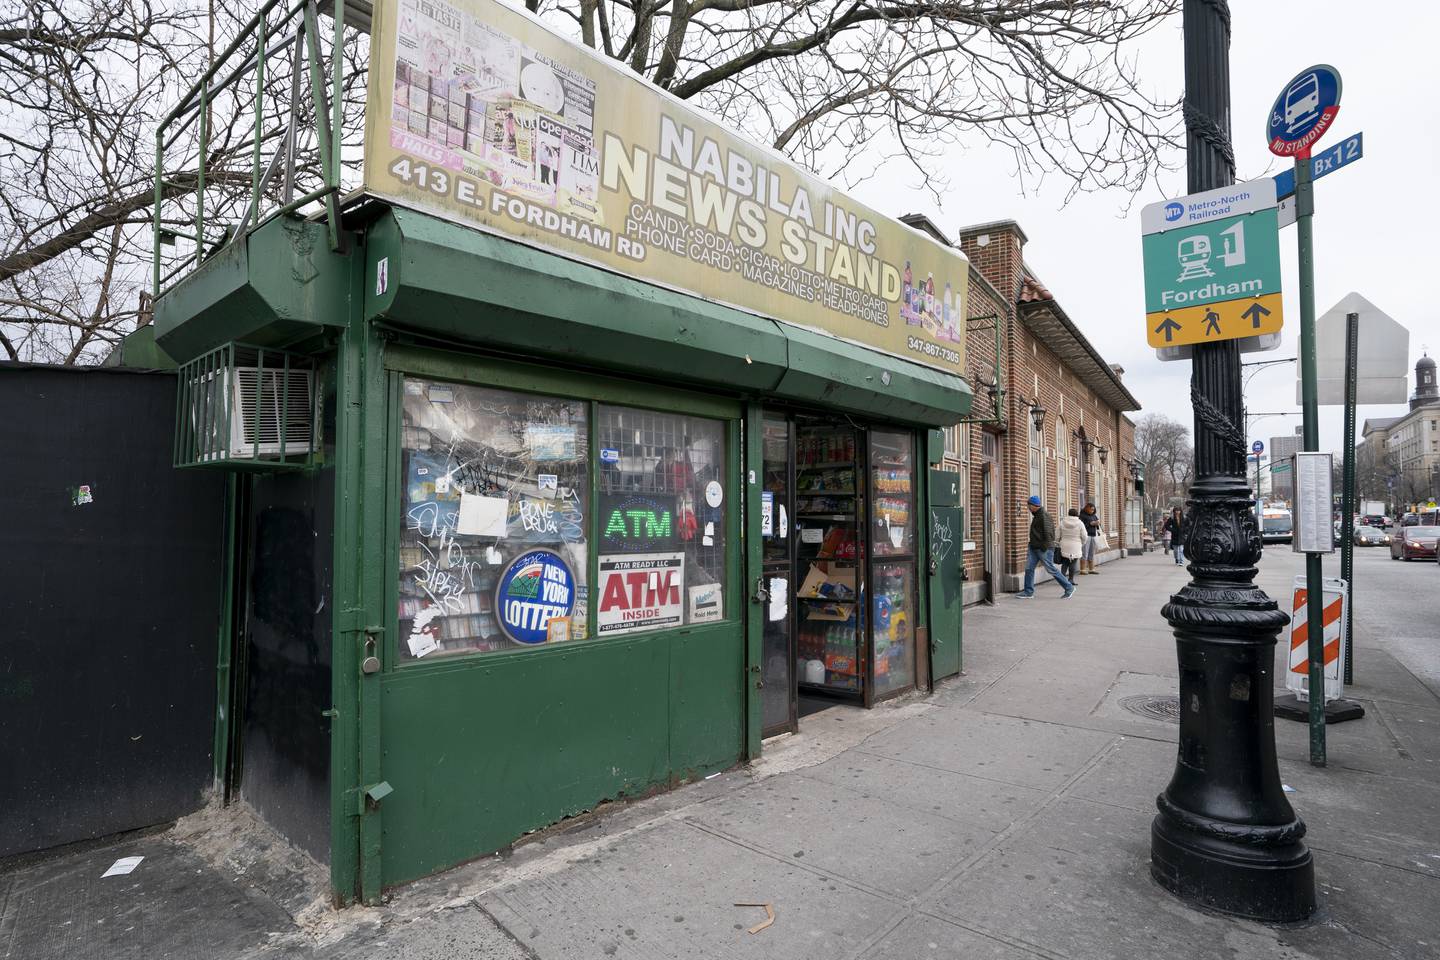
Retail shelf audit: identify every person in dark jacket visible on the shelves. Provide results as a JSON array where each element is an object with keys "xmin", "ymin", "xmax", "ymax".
[
  {"xmin": 1015, "ymin": 495, "xmax": 1075, "ymax": 599},
  {"xmin": 1163, "ymin": 507, "xmax": 1185, "ymax": 566},
  {"xmin": 1079, "ymin": 502, "xmax": 1101, "ymax": 574}
]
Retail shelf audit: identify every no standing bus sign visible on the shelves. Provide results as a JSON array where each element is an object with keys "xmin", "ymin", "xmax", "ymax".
[{"xmin": 1266, "ymin": 65, "xmax": 1342, "ymax": 158}]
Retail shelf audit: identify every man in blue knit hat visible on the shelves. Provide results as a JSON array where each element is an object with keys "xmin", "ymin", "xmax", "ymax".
[{"xmin": 1015, "ymin": 495, "xmax": 1075, "ymax": 599}]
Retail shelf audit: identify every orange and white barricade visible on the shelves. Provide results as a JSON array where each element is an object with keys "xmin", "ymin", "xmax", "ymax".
[{"xmin": 1285, "ymin": 575, "xmax": 1348, "ymax": 703}]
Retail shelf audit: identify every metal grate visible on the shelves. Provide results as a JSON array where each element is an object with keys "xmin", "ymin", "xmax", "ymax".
[
  {"xmin": 175, "ymin": 342, "xmax": 318, "ymax": 470},
  {"xmin": 596, "ymin": 405, "xmax": 727, "ymax": 595},
  {"xmin": 1119, "ymin": 694, "xmax": 1181, "ymax": 724}
]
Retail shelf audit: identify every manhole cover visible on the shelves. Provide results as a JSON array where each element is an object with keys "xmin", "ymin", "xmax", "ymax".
[{"xmin": 1119, "ymin": 694, "xmax": 1181, "ymax": 723}]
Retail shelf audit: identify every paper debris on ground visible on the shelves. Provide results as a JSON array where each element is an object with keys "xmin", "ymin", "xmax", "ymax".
[
  {"xmin": 102, "ymin": 856, "xmax": 144, "ymax": 878},
  {"xmin": 733, "ymin": 902, "xmax": 775, "ymax": 934}
]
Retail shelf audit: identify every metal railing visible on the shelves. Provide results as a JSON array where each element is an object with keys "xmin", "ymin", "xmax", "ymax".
[{"xmin": 152, "ymin": 0, "xmax": 354, "ymax": 296}]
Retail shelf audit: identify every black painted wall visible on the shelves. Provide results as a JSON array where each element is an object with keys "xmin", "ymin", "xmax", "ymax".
[
  {"xmin": 238, "ymin": 468, "xmax": 334, "ymax": 863},
  {"xmin": 0, "ymin": 367, "xmax": 225, "ymax": 858}
]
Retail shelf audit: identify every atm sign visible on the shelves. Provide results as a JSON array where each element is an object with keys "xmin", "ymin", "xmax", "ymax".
[
  {"xmin": 596, "ymin": 553, "xmax": 684, "ymax": 635},
  {"xmin": 600, "ymin": 492, "xmax": 677, "ymax": 552}
]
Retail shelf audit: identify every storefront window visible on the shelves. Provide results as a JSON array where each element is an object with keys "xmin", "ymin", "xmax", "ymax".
[
  {"xmin": 398, "ymin": 378, "xmax": 589, "ymax": 660},
  {"xmin": 872, "ymin": 430, "xmax": 914, "ymax": 557},
  {"xmin": 870, "ymin": 429, "xmax": 916, "ymax": 697},
  {"xmin": 595, "ymin": 406, "xmax": 728, "ymax": 633},
  {"xmin": 872, "ymin": 561, "xmax": 915, "ymax": 695}
]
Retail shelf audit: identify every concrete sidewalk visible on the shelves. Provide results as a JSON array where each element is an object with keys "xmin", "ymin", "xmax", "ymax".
[{"xmin": 4, "ymin": 550, "xmax": 1436, "ymax": 959}]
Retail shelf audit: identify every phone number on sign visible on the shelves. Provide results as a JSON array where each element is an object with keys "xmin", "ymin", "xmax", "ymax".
[{"xmin": 906, "ymin": 336, "xmax": 960, "ymax": 365}]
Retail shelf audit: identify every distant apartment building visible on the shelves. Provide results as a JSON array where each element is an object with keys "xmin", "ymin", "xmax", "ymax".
[
  {"xmin": 1267, "ymin": 426, "xmax": 1303, "ymax": 502},
  {"xmin": 1360, "ymin": 354, "xmax": 1440, "ymax": 507}
]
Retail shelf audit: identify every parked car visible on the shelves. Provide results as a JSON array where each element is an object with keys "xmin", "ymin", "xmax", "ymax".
[
  {"xmin": 1351, "ymin": 525, "xmax": 1389, "ymax": 547},
  {"xmin": 1390, "ymin": 525, "xmax": 1439, "ymax": 560}
]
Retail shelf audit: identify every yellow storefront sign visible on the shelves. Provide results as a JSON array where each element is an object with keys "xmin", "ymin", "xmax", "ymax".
[
  {"xmin": 1146, "ymin": 293, "xmax": 1284, "ymax": 349},
  {"xmin": 362, "ymin": 0, "xmax": 967, "ymax": 375}
]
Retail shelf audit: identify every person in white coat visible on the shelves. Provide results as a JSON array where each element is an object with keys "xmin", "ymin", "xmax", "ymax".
[{"xmin": 1057, "ymin": 508, "xmax": 1087, "ymax": 584}]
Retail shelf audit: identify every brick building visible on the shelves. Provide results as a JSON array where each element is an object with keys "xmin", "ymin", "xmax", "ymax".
[{"xmin": 903, "ymin": 216, "xmax": 1142, "ymax": 602}]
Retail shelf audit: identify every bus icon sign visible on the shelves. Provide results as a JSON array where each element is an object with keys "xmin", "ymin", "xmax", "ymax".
[{"xmin": 1267, "ymin": 65, "xmax": 1341, "ymax": 158}]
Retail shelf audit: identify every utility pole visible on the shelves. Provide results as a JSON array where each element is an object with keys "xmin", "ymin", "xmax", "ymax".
[
  {"xmin": 1340, "ymin": 310, "xmax": 1358, "ymax": 683},
  {"xmin": 1150, "ymin": 0, "xmax": 1316, "ymax": 922}
]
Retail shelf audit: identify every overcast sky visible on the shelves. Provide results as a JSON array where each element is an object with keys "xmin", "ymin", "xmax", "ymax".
[{"xmin": 847, "ymin": 1, "xmax": 1440, "ymax": 456}]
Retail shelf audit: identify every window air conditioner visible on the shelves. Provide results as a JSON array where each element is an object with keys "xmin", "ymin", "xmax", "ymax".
[{"xmin": 190, "ymin": 365, "xmax": 315, "ymax": 460}]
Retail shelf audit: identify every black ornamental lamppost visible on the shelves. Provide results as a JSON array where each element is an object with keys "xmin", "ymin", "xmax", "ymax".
[{"xmin": 1150, "ymin": 0, "xmax": 1317, "ymax": 921}]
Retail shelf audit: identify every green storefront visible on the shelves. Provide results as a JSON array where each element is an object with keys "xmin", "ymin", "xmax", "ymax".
[{"xmin": 149, "ymin": 0, "xmax": 972, "ymax": 905}]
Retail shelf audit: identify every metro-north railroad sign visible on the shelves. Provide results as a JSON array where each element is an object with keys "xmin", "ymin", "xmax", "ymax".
[{"xmin": 1140, "ymin": 179, "xmax": 1284, "ymax": 349}]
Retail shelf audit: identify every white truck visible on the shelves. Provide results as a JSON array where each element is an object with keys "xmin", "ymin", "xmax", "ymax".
[{"xmin": 1360, "ymin": 500, "xmax": 1386, "ymax": 522}]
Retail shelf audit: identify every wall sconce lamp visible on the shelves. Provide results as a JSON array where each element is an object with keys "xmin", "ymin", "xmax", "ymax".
[{"xmin": 1029, "ymin": 400, "xmax": 1047, "ymax": 434}]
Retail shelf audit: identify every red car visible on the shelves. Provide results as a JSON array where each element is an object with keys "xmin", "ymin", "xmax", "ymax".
[{"xmin": 1390, "ymin": 525, "xmax": 1439, "ymax": 561}]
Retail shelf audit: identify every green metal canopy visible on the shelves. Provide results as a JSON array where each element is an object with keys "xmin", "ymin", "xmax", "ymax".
[
  {"xmin": 153, "ymin": 204, "xmax": 973, "ymax": 426},
  {"xmin": 367, "ymin": 207, "xmax": 973, "ymax": 426}
]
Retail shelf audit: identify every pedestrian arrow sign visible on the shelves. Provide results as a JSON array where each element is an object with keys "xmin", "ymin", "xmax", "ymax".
[
  {"xmin": 1141, "ymin": 178, "xmax": 1284, "ymax": 349},
  {"xmin": 1243, "ymin": 302, "xmax": 1272, "ymax": 327}
]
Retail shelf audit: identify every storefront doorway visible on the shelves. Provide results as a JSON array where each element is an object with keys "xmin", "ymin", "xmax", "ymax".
[{"xmin": 758, "ymin": 412, "xmax": 921, "ymax": 737}]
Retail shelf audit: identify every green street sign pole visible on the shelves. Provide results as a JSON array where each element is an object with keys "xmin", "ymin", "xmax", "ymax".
[
  {"xmin": 1294, "ymin": 156, "xmax": 1327, "ymax": 767},
  {"xmin": 1340, "ymin": 310, "xmax": 1358, "ymax": 685}
]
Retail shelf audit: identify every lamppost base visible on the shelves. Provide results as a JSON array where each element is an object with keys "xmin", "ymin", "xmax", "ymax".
[{"xmin": 1151, "ymin": 811, "xmax": 1317, "ymax": 922}]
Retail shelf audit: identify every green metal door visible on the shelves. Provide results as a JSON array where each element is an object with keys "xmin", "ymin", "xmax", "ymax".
[{"xmin": 927, "ymin": 470, "xmax": 963, "ymax": 681}]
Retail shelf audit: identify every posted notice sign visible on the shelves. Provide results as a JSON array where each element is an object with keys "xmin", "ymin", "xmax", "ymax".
[
  {"xmin": 364, "ymin": 0, "xmax": 969, "ymax": 375},
  {"xmin": 1141, "ymin": 179, "xmax": 1283, "ymax": 349},
  {"xmin": 597, "ymin": 553, "xmax": 684, "ymax": 635}
]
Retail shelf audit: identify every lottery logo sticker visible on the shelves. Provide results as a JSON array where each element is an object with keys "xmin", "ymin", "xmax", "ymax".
[{"xmin": 495, "ymin": 549, "xmax": 576, "ymax": 645}]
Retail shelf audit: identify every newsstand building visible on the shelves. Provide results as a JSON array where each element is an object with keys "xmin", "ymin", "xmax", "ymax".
[{"xmin": 145, "ymin": 0, "xmax": 981, "ymax": 903}]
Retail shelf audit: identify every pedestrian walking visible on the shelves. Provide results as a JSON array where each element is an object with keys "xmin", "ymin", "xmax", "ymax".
[
  {"xmin": 1160, "ymin": 519, "xmax": 1171, "ymax": 554},
  {"xmin": 1014, "ymin": 496, "xmax": 1076, "ymax": 599},
  {"xmin": 1058, "ymin": 508, "xmax": 1086, "ymax": 583},
  {"xmin": 1163, "ymin": 507, "xmax": 1185, "ymax": 566},
  {"xmin": 1079, "ymin": 501, "xmax": 1101, "ymax": 574}
]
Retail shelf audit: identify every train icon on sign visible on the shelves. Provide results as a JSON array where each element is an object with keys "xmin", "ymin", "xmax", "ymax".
[
  {"xmin": 1177, "ymin": 236, "xmax": 1214, "ymax": 281},
  {"xmin": 1177, "ymin": 221, "xmax": 1247, "ymax": 283},
  {"xmin": 1164, "ymin": 202, "xmax": 1184, "ymax": 222}
]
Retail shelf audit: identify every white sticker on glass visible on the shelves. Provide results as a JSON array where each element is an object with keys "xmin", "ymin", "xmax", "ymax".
[
  {"xmin": 457, "ymin": 493, "xmax": 509, "ymax": 537},
  {"xmin": 767, "ymin": 577, "xmax": 788, "ymax": 622}
]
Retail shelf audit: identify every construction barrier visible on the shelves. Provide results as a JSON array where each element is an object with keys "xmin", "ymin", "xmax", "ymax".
[{"xmin": 1285, "ymin": 575, "xmax": 1348, "ymax": 703}]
